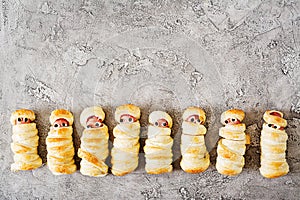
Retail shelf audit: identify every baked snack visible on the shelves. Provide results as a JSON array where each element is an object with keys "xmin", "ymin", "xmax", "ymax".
[
  {"xmin": 180, "ymin": 107, "xmax": 210, "ymax": 173},
  {"xmin": 10, "ymin": 109, "xmax": 42, "ymax": 171},
  {"xmin": 111, "ymin": 104, "xmax": 141, "ymax": 176},
  {"xmin": 78, "ymin": 106, "xmax": 109, "ymax": 177},
  {"xmin": 144, "ymin": 111, "xmax": 173, "ymax": 174},
  {"xmin": 216, "ymin": 109, "xmax": 246, "ymax": 176},
  {"xmin": 46, "ymin": 109, "xmax": 76, "ymax": 175},
  {"xmin": 260, "ymin": 110, "xmax": 289, "ymax": 178}
]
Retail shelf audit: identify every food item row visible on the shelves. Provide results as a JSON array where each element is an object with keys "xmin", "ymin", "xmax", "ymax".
[{"xmin": 10, "ymin": 105, "xmax": 289, "ymax": 178}]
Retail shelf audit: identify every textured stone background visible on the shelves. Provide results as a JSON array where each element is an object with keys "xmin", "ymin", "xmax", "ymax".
[{"xmin": 1, "ymin": 0, "xmax": 300, "ymax": 199}]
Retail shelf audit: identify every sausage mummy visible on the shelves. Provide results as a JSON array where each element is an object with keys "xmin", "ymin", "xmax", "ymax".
[
  {"xmin": 10, "ymin": 109, "xmax": 42, "ymax": 171},
  {"xmin": 78, "ymin": 106, "xmax": 109, "ymax": 177},
  {"xmin": 144, "ymin": 111, "xmax": 173, "ymax": 174},
  {"xmin": 46, "ymin": 109, "xmax": 76, "ymax": 175},
  {"xmin": 180, "ymin": 107, "xmax": 210, "ymax": 173},
  {"xmin": 111, "ymin": 104, "xmax": 141, "ymax": 176},
  {"xmin": 260, "ymin": 110, "xmax": 289, "ymax": 178},
  {"xmin": 216, "ymin": 109, "xmax": 246, "ymax": 176}
]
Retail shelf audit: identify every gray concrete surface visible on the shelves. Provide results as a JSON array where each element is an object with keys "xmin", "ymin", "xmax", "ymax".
[{"xmin": 1, "ymin": 0, "xmax": 300, "ymax": 199}]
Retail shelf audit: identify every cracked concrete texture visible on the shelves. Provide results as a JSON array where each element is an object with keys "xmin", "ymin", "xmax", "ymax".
[{"xmin": 0, "ymin": 0, "xmax": 300, "ymax": 199}]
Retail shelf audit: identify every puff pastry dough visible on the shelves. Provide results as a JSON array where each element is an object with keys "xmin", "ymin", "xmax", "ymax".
[
  {"xmin": 10, "ymin": 109, "xmax": 42, "ymax": 171},
  {"xmin": 111, "ymin": 104, "xmax": 141, "ymax": 176},
  {"xmin": 144, "ymin": 111, "xmax": 173, "ymax": 174},
  {"xmin": 78, "ymin": 106, "xmax": 109, "ymax": 177},
  {"xmin": 260, "ymin": 110, "xmax": 289, "ymax": 178},
  {"xmin": 180, "ymin": 107, "xmax": 210, "ymax": 173},
  {"xmin": 216, "ymin": 109, "xmax": 246, "ymax": 176},
  {"xmin": 46, "ymin": 109, "xmax": 76, "ymax": 175}
]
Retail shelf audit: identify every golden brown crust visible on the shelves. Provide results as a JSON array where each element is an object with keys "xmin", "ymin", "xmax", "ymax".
[
  {"xmin": 115, "ymin": 104, "xmax": 141, "ymax": 123},
  {"xmin": 260, "ymin": 111, "xmax": 289, "ymax": 178},
  {"xmin": 11, "ymin": 119, "xmax": 42, "ymax": 172},
  {"xmin": 10, "ymin": 109, "xmax": 35, "ymax": 125},
  {"xmin": 218, "ymin": 168, "xmax": 240, "ymax": 176},
  {"xmin": 220, "ymin": 109, "xmax": 245, "ymax": 125},
  {"xmin": 180, "ymin": 152, "xmax": 210, "ymax": 174},
  {"xmin": 263, "ymin": 110, "xmax": 287, "ymax": 127},
  {"xmin": 48, "ymin": 164, "xmax": 77, "ymax": 175},
  {"xmin": 216, "ymin": 109, "xmax": 246, "ymax": 176},
  {"xmin": 260, "ymin": 169, "xmax": 289, "ymax": 179},
  {"xmin": 145, "ymin": 166, "xmax": 173, "ymax": 174},
  {"xmin": 78, "ymin": 149, "xmax": 108, "ymax": 172},
  {"xmin": 49, "ymin": 109, "xmax": 74, "ymax": 125},
  {"xmin": 110, "ymin": 170, "xmax": 131, "ymax": 176},
  {"xmin": 46, "ymin": 124, "xmax": 76, "ymax": 175}
]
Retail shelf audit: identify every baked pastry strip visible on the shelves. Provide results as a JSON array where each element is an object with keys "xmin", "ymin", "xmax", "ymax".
[
  {"xmin": 78, "ymin": 106, "xmax": 109, "ymax": 177},
  {"xmin": 180, "ymin": 107, "xmax": 210, "ymax": 173},
  {"xmin": 260, "ymin": 110, "xmax": 289, "ymax": 178},
  {"xmin": 46, "ymin": 109, "xmax": 76, "ymax": 175},
  {"xmin": 10, "ymin": 109, "xmax": 42, "ymax": 171},
  {"xmin": 111, "ymin": 104, "xmax": 141, "ymax": 176},
  {"xmin": 144, "ymin": 111, "xmax": 173, "ymax": 174},
  {"xmin": 216, "ymin": 109, "xmax": 246, "ymax": 176}
]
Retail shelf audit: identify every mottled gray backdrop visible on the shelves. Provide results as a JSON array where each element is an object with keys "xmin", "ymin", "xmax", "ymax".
[{"xmin": 0, "ymin": 0, "xmax": 300, "ymax": 199}]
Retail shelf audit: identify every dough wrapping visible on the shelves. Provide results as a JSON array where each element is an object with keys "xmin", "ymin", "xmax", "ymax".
[
  {"xmin": 144, "ymin": 111, "xmax": 173, "ymax": 174},
  {"xmin": 46, "ymin": 109, "xmax": 76, "ymax": 175},
  {"xmin": 260, "ymin": 110, "xmax": 289, "ymax": 178},
  {"xmin": 10, "ymin": 109, "xmax": 42, "ymax": 171},
  {"xmin": 216, "ymin": 109, "xmax": 246, "ymax": 176},
  {"xmin": 111, "ymin": 104, "xmax": 140, "ymax": 176},
  {"xmin": 78, "ymin": 106, "xmax": 109, "ymax": 177},
  {"xmin": 180, "ymin": 107, "xmax": 210, "ymax": 173}
]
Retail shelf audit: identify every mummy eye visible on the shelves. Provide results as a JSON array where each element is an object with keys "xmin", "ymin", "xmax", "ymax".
[
  {"xmin": 190, "ymin": 118, "xmax": 194, "ymax": 122},
  {"xmin": 155, "ymin": 122, "xmax": 158, "ymax": 126},
  {"xmin": 120, "ymin": 119, "xmax": 124, "ymax": 123},
  {"xmin": 232, "ymin": 118, "xmax": 235, "ymax": 122},
  {"xmin": 225, "ymin": 120, "xmax": 228, "ymax": 124},
  {"xmin": 54, "ymin": 124, "xmax": 59, "ymax": 128},
  {"xmin": 268, "ymin": 124, "xmax": 272, "ymax": 127},
  {"xmin": 95, "ymin": 122, "xmax": 100, "ymax": 127},
  {"xmin": 274, "ymin": 125, "xmax": 277, "ymax": 129},
  {"xmin": 197, "ymin": 119, "xmax": 201, "ymax": 123},
  {"xmin": 162, "ymin": 122, "xmax": 167, "ymax": 127},
  {"xmin": 87, "ymin": 125, "xmax": 91, "ymax": 128},
  {"xmin": 17, "ymin": 118, "xmax": 22, "ymax": 122},
  {"xmin": 128, "ymin": 118, "xmax": 132, "ymax": 122}
]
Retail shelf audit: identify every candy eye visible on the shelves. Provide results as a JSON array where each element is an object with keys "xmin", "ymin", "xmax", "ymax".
[
  {"xmin": 120, "ymin": 119, "xmax": 124, "ymax": 123},
  {"xmin": 95, "ymin": 122, "xmax": 100, "ymax": 127},
  {"xmin": 225, "ymin": 120, "xmax": 228, "ymax": 124},
  {"xmin": 155, "ymin": 122, "xmax": 158, "ymax": 126},
  {"xmin": 128, "ymin": 118, "xmax": 132, "ymax": 122},
  {"xmin": 268, "ymin": 124, "xmax": 272, "ymax": 127},
  {"xmin": 274, "ymin": 125, "xmax": 277, "ymax": 129},
  {"xmin": 17, "ymin": 118, "xmax": 22, "ymax": 122},
  {"xmin": 162, "ymin": 122, "xmax": 167, "ymax": 127},
  {"xmin": 87, "ymin": 125, "xmax": 91, "ymax": 128},
  {"xmin": 54, "ymin": 124, "xmax": 59, "ymax": 128},
  {"xmin": 232, "ymin": 118, "xmax": 235, "ymax": 122},
  {"xmin": 190, "ymin": 117, "xmax": 194, "ymax": 122},
  {"xmin": 197, "ymin": 119, "xmax": 201, "ymax": 123}
]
